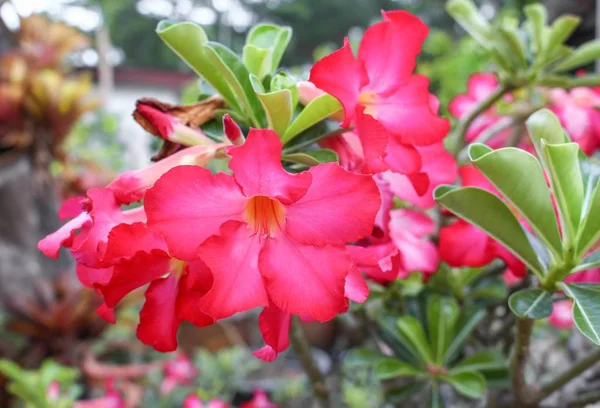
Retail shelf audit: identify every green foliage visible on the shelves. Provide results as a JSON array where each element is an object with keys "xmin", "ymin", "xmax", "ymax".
[
  {"xmin": 562, "ymin": 284, "xmax": 600, "ymax": 346},
  {"xmin": 508, "ymin": 289, "xmax": 553, "ymax": 319},
  {"xmin": 0, "ymin": 360, "xmax": 80, "ymax": 408}
]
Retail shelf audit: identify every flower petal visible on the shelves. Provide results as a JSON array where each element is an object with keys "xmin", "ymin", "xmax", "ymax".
[
  {"xmin": 253, "ymin": 305, "xmax": 291, "ymax": 362},
  {"xmin": 176, "ymin": 260, "xmax": 215, "ymax": 327},
  {"xmin": 259, "ymin": 234, "xmax": 349, "ymax": 322},
  {"xmin": 76, "ymin": 262, "xmax": 112, "ymax": 287},
  {"xmin": 354, "ymin": 108, "xmax": 388, "ymax": 172},
  {"xmin": 137, "ymin": 274, "xmax": 180, "ymax": 352},
  {"xmin": 58, "ymin": 196, "xmax": 85, "ymax": 220},
  {"xmin": 101, "ymin": 222, "xmax": 168, "ymax": 265},
  {"xmin": 38, "ymin": 212, "xmax": 91, "ymax": 259},
  {"xmin": 359, "ymin": 11, "xmax": 428, "ymax": 94},
  {"xmin": 439, "ymin": 220, "xmax": 495, "ymax": 267},
  {"xmin": 345, "ymin": 265, "xmax": 369, "ymax": 303},
  {"xmin": 389, "ymin": 209, "xmax": 438, "ymax": 274},
  {"xmin": 96, "ymin": 302, "xmax": 115, "ymax": 324},
  {"xmin": 196, "ymin": 221, "xmax": 269, "ymax": 320},
  {"xmin": 347, "ymin": 243, "xmax": 400, "ymax": 283},
  {"xmin": 285, "ymin": 163, "xmax": 380, "ymax": 246},
  {"xmin": 384, "ymin": 139, "xmax": 422, "ymax": 174},
  {"xmin": 309, "ymin": 38, "xmax": 369, "ymax": 127},
  {"xmin": 228, "ymin": 129, "xmax": 312, "ymax": 204},
  {"xmin": 145, "ymin": 166, "xmax": 247, "ymax": 261}
]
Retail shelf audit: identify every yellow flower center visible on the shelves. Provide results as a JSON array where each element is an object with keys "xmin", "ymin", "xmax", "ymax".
[
  {"xmin": 358, "ymin": 91, "xmax": 378, "ymax": 118},
  {"xmin": 245, "ymin": 196, "xmax": 285, "ymax": 237}
]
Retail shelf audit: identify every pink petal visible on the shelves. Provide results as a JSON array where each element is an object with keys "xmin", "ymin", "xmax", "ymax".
[
  {"xmin": 196, "ymin": 221, "xmax": 269, "ymax": 320},
  {"xmin": 260, "ymin": 234, "xmax": 349, "ymax": 321},
  {"xmin": 345, "ymin": 266, "xmax": 369, "ymax": 303},
  {"xmin": 137, "ymin": 274, "xmax": 180, "ymax": 352},
  {"xmin": 347, "ymin": 243, "xmax": 401, "ymax": 283},
  {"xmin": 354, "ymin": 107, "xmax": 389, "ymax": 171},
  {"xmin": 145, "ymin": 165, "xmax": 247, "ymax": 261},
  {"xmin": 58, "ymin": 196, "xmax": 85, "ymax": 220},
  {"xmin": 389, "ymin": 209, "xmax": 438, "ymax": 273},
  {"xmin": 468, "ymin": 73, "xmax": 499, "ymax": 101},
  {"xmin": 319, "ymin": 133, "xmax": 365, "ymax": 173},
  {"xmin": 373, "ymin": 175, "xmax": 394, "ymax": 237},
  {"xmin": 76, "ymin": 262, "xmax": 112, "ymax": 287},
  {"xmin": 448, "ymin": 94, "xmax": 476, "ymax": 119},
  {"xmin": 228, "ymin": 129, "xmax": 312, "ymax": 204},
  {"xmin": 359, "ymin": 11, "xmax": 427, "ymax": 95},
  {"xmin": 375, "ymin": 75, "xmax": 449, "ymax": 146},
  {"xmin": 549, "ymin": 300, "xmax": 574, "ymax": 330},
  {"xmin": 38, "ymin": 212, "xmax": 91, "ymax": 259},
  {"xmin": 566, "ymin": 268, "xmax": 600, "ymax": 283},
  {"xmin": 492, "ymin": 241, "xmax": 526, "ymax": 278},
  {"xmin": 97, "ymin": 302, "xmax": 115, "ymax": 324},
  {"xmin": 98, "ymin": 249, "xmax": 172, "ymax": 307},
  {"xmin": 439, "ymin": 220, "xmax": 495, "ymax": 267},
  {"xmin": 285, "ymin": 163, "xmax": 380, "ymax": 246},
  {"xmin": 254, "ymin": 305, "xmax": 291, "ymax": 362},
  {"xmin": 309, "ymin": 38, "xmax": 369, "ymax": 127},
  {"xmin": 253, "ymin": 346, "xmax": 278, "ymax": 362},
  {"xmin": 101, "ymin": 222, "xmax": 168, "ymax": 265},
  {"xmin": 176, "ymin": 260, "xmax": 214, "ymax": 327},
  {"xmin": 459, "ymin": 165, "xmax": 497, "ymax": 193},
  {"xmin": 384, "ymin": 139, "xmax": 422, "ymax": 174}
]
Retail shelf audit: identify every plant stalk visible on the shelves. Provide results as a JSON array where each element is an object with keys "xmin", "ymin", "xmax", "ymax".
[
  {"xmin": 511, "ymin": 317, "xmax": 539, "ymax": 408},
  {"xmin": 289, "ymin": 316, "xmax": 330, "ymax": 407}
]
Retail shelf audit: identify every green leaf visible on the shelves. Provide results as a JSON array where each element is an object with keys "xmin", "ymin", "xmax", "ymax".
[
  {"xmin": 428, "ymin": 382, "xmax": 444, "ymax": 408},
  {"xmin": 573, "ymin": 250, "xmax": 600, "ymax": 273},
  {"xmin": 469, "ymin": 144, "xmax": 562, "ymax": 258},
  {"xmin": 542, "ymin": 142, "xmax": 584, "ymax": 248},
  {"xmin": 444, "ymin": 309, "xmax": 486, "ymax": 364},
  {"xmin": 498, "ymin": 26, "xmax": 527, "ymax": 68},
  {"xmin": 553, "ymin": 40, "xmax": 600, "ymax": 72},
  {"xmin": 526, "ymin": 109, "xmax": 568, "ymax": 163},
  {"xmin": 271, "ymin": 72, "xmax": 299, "ymax": 110},
  {"xmin": 205, "ymin": 42, "xmax": 266, "ymax": 127},
  {"xmin": 541, "ymin": 15, "xmax": 581, "ymax": 63},
  {"xmin": 0, "ymin": 360, "xmax": 24, "ymax": 380},
  {"xmin": 250, "ymin": 74, "xmax": 292, "ymax": 136},
  {"xmin": 446, "ymin": 0, "xmax": 492, "ymax": 47},
  {"xmin": 156, "ymin": 21, "xmax": 239, "ymax": 111},
  {"xmin": 524, "ymin": 3, "xmax": 547, "ymax": 55},
  {"xmin": 445, "ymin": 371, "xmax": 486, "ymax": 399},
  {"xmin": 563, "ymin": 283, "xmax": 600, "ymax": 345},
  {"xmin": 508, "ymin": 288, "xmax": 553, "ymax": 319},
  {"xmin": 375, "ymin": 358, "xmax": 423, "ymax": 380},
  {"xmin": 427, "ymin": 297, "xmax": 459, "ymax": 365},
  {"xmin": 451, "ymin": 350, "xmax": 508, "ymax": 374},
  {"xmin": 376, "ymin": 316, "xmax": 423, "ymax": 366},
  {"xmin": 397, "ymin": 316, "xmax": 434, "ymax": 364},
  {"xmin": 345, "ymin": 347, "xmax": 386, "ymax": 367},
  {"xmin": 281, "ymin": 149, "xmax": 338, "ymax": 166},
  {"xmin": 244, "ymin": 24, "xmax": 291, "ymax": 77},
  {"xmin": 386, "ymin": 382, "xmax": 425, "ymax": 404},
  {"xmin": 576, "ymin": 178, "xmax": 600, "ymax": 257},
  {"xmin": 282, "ymin": 93, "xmax": 341, "ymax": 144},
  {"xmin": 434, "ymin": 186, "xmax": 543, "ymax": 274}
]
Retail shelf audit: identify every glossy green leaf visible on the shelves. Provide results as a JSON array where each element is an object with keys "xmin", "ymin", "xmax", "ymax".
[
  {"xmin": 242, "ymin": 44, "xmax": 271, "ymax": 80},
  {"xmin": 542, "ymin": 142, "xmax": 584, "ymax": 248},
  {"xmin": 250, "ymin": 75, "xmax": 292, "ymax": 135},
  {"xmin": 445, "ymin": 371, "xmax": 486, "ymax": 399},
  {"xmin": 397, "ymin": 316, "xmax": 434, "ymax": 364},
  {"xmin": 573, "ymin": 250, "xmax": 600, "ymax": 273},
  {"xmin": 576, "ymin": 178, "xmax": 600, "ymax": 257},
  {"xmin": 563, "ymin": 283, "xmax": 600, "ymax": 345},
  {"xmin": 469, "ymin": 144, "xmax": 562, "ymax": 257},
  {"xmin": 156, "ymin": 21, "xmax": 240, "ymax": 111},
  {"xmin": 282, "ymin": 93, "xmax": 342, "ymax": 144},
  {"xmin": 499, "ymin": 26, "xmax": 527, "ymax": 68},
  {"xmin": 271, "ymin": 72, "xmax": 299, "ymax": 110},
  {"xmin": 281, "ymin": 149, "xmax": 338, "ymax": 166},
  {"xmin": 427, "ymin": 297, "xmax": 459, "ymax": 365},
  {"xmin": 376, "ymin": 316, "xmax": 423, "ymax": 366},
  {"xmin": 508, "ymin": 288, "xmax": 553, "ymax": 319},
  {"xmin": 375, "ymin": 358, "xmax": 423, "ymax": 380},
  {"xmin": 245, "ymin": 24, "xmax": 291, "ymax": 76},
  {"xmin": 434, "ymin": 186, "xmax": 543, "ymax": 274},
  {"xmin": 205, "ymin": 42, "xmax": 265, "ymax": 127},
  {"xmin": 443, "ymin": 309, "xmax": 485, "ymax": 364},
  {"xmin": 524, "ymin": 3, "xmax": 547, "ymax": 55},
  {"xmin": 553, "ymin": 40, "xmax": 600, "ymax": 72},
  {"xmin": 345, "ymin": 347, "xmax": 386, "ymax": 367},
  {"xmin": 452, "ymin": 350, "xmax": 508, "ymax": 374},
  {"xmin": 446, "ymin": 0, "xmax": 492, "ymax": 47},
  {"xmin": 526, "ymin": 109, "xmax": 568, "ymax": 163},
  {"xmin": 541, "ymin": 15, "xmax": 580, "ymax": 62}
]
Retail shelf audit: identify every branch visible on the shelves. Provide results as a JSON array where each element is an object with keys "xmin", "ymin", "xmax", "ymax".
[
  {"xmin": 537, "ymin": 348, "xmax": 600, "ymax": 403},
  {"xmin": 289, "ymin": 316, "xmax": 330, "ymax": 407},
  {"xmin": 510, "ymin": 317, "xmax": 539, "ymax": 408},
  {"xmin": 451, "ymin": 83, "xmax": 512, "ymax": 156}
]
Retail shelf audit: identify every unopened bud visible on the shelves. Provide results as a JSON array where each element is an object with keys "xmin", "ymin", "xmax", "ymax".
[{"xmin": 222, "ymin": 114, "xmax": 244, "ymax": 145}]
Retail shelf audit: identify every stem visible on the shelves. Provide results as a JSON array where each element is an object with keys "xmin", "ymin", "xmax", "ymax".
[
  {"xmin": 289, "ymin": 316, "xmax": 330, "ymax": 407},
  {"xmin": 536, "ymin": 348, "xmax": 600, "ymax": 403},
  {"xmin": 510, "ymin": 317, "xmax": 539, "ymax": 408},
  {"xmin": 451, "ymin": 84, "xmax": 511, "ymax": 156}
]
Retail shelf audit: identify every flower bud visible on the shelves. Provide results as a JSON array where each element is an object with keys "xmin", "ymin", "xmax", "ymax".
[{"xmin": 222, "ymin": 114, "xmax": 244, "ymax": 145}]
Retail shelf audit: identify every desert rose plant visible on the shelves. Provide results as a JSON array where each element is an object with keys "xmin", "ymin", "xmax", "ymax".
[{"xmin": 36, "ymin": 0, "xmax": 600, "ymax": 406}]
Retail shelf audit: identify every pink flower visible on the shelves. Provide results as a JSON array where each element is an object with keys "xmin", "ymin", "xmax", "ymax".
[
  {"xmin": 449, "ymin": 73, "xmax": 510, "ymax": 147},
  {"xmin": 565, "ymin": 268, "xmax": 600, "ymax": 284},
  {"xmin": 439, "ymin": 166, "xmax": 526, "ymax": 277},
  {"xmin": 548, "ymin": 87, "xmax": 600, "ymax": 154},
  {"xmin": 549, "ymin": 300, "xmax": 574, "ymax": 330},
  {"xmin": 47, "ymin": 381, "xmax": 61, "ymax": 402},
  {"xmin": 160, "ymin": 352, "xmax": 197, "ymax": 394},
  {"xmin": 145, "ymin": 129, "xmax": 380, "ymax": 357},
  {"xmin": 73, "ymin": 380, "xmax": 125, "ymax": 408},
  {"xmin": 241, "ymin": 389, "xmax": 278, "ymax": 408},
  {"xmin": 183, "ymin": 395, "xmax": 230, "ymax": 408},
  {"xmin": 309, "ymin": 11, "xmax": 449, "ymax": 191}
]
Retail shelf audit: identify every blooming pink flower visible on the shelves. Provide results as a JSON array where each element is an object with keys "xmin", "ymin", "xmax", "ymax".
[
  {"xmin": 549, "ymin": 300, "xmax": 574, "ymax": 330},
  {"xmin": 449, "ymin": 73, "xmax": 510, "ymax": 148},
  {"xmin": 241, "ymin": 389, "xmax": 278, "ymax": 408},
  {"xmin": 183, "ymin": 395, "xmax": 230, "ymax": 408},
  {"xmin": 145, "ymin": 129, "xmax": 379, "ymax": 357},
  {"xmin": 73, "ymin": 380, "xmax": 125, "ymax": 408},
  {"xmin": 309, "ymin": 11, "xmax": 449, "ymax": 191},
  {"xmin": 439, "ymin": 166, "xmax": 526, "ymax": 277},
  {"xmin": 548, "ymin": 87, "xmax": 600, "ymax": 154},
  {"xmin": 160, "ymin": 352, "xmax": 197, "ymax": 394}
]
